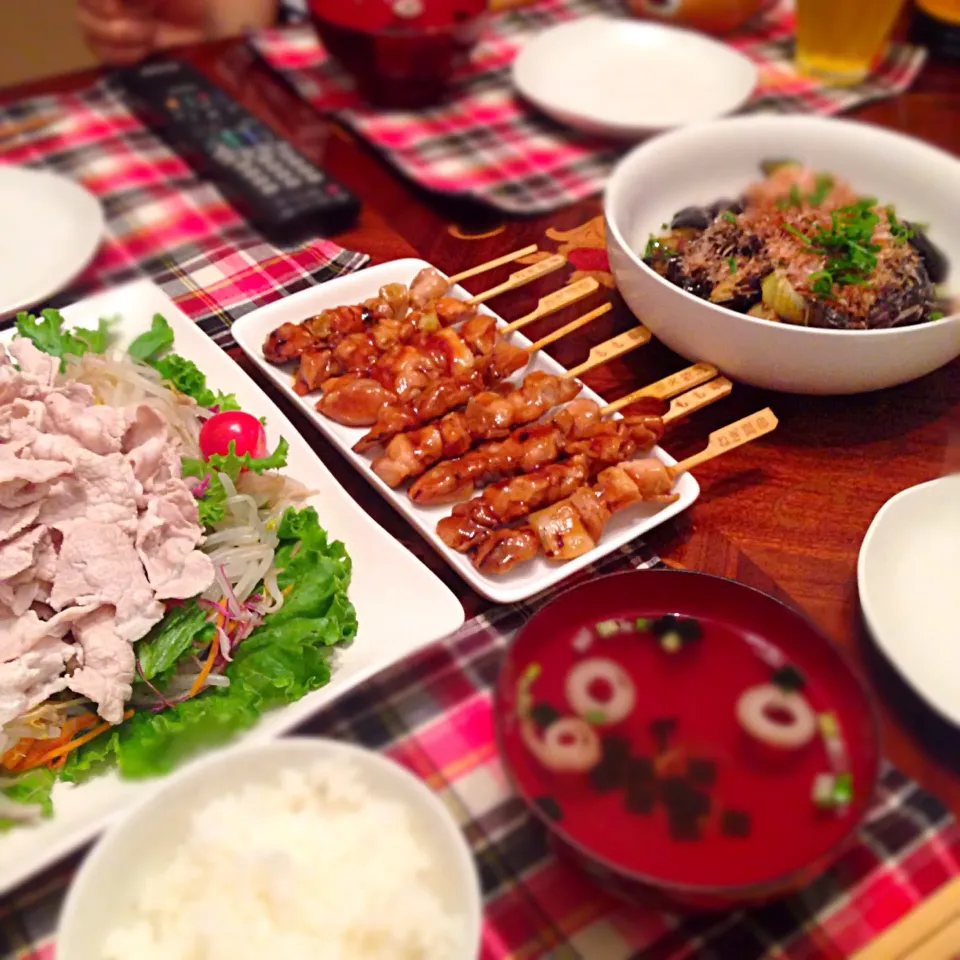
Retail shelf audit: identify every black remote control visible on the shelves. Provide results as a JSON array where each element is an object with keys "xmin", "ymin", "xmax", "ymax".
[{"xmin": 113, "ymin": 58, "xmax": 360, "ymax": 242}]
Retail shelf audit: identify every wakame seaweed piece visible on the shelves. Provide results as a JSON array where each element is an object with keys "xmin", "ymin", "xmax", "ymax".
[
  {"xmin": 668, "ymin": 813, "xmax": 702, "ymax": 842},
  {"xmin": 650, "ymin": 717, "xmax": 679, "ymax": 753},
  {"xmin": 660, "ymin": 777, "xmax": 711, "ymax": 820},
  {"xmin": 589, "ymin": 736, "xmax": 631, "ymax": 794},
  {"xmin": 721, "ymin": 809, "xmax": 752, "ymax": 838},
  {"xmin": 624, "ymin": 756, "xmax": 657, "ymax": 815},
  {"xmin": 534, "ymin": 796, "xmax": 563, "ymax": 822},
  {"xmin": 771, "ymin": 664, "xmax": 807, "ymax": 692},
  {"xmin": 670, "ymin": 206, "xmax": 711, "ymax": 231},
  {"xmin": 529, "ymin": 702, "xmax": 562, "ymax": 730},
  {"xmin": 907, "ymin": 224, "xmax": 949, "ymax": 284},
  {"xmin": 687, "ymin": 757, "xmax": 718, "ymax": 787}
]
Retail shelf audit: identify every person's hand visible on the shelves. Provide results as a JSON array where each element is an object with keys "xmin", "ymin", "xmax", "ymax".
[{"xmin": 77, "ymin": 0, "xmax": 278, "ymax": 65}]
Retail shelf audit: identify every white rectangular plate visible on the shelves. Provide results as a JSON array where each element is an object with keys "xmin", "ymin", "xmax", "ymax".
[
  {"xmin": 0, "ymin": 279, "xmax": 464, "ymax": 895},
  {"xmin": 232, "ymin": 259, "xmax": 700, "ymax": 604}
]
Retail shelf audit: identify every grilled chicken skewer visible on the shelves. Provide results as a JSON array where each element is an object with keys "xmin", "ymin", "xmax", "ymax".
[
  {"xmin": 437, "ymin": 378, "xmax": 732, "ymax": 552},
  {"xmin": 354, "ymin": 304, "xmax": 648, "ymax": 453},
  {"xmin": 263, "ymin": 252, "xmax": 562, "ymax": 367},
  {"xmin": 368, "ymin": 308, "xmax": 652, "ymax": 485},
  {"xmin": 472, "ymin": 409, "xmax": 778, "ymax": 575},
  {"xmin": 404, "ymin": 363, "xmax": 718, "ymax": 503},
  {"xmin": 316, "ymin": 279, "xmax": 600, "ymax": 427}
]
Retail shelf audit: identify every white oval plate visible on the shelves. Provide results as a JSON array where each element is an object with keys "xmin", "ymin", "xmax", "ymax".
[
  {"xmin": 0, "ymin": 279, "xmax": 464, "ymax": 896},
  {"xmin": 0, "ymin": 167, "xmax": 104, "ymax": 316},
  {"xmin": 858, "ymin": 475, "xmax": 960, "ymax": 725},
  {"xmin": 512, "ymin": 17, "xmax": 758, "ymax": 139}
]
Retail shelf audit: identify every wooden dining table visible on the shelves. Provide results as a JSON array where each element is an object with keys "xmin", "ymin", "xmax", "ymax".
[{"xmin": 4, "ymin": 30, "xmax": 960, "ymax": 826}]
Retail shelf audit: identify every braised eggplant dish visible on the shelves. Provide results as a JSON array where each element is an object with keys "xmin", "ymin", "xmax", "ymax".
[{"xmin": 643, "ymin": 160, "xmax": 951, "ymax": 330}]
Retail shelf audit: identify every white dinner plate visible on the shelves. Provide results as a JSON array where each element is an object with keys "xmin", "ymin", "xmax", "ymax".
[
  {"xmin": 0, "ymin": 167, "xmax": 104, "ymax": 317},
  {"xmin": 858, "ymin": 475, "xmax": 960, "ymax": 725},
  {"xmin": 0, "ymin": 279, "xmax": 464, "ymax": 896},
  {"xmin": 512, "ymin": 17, "xmax": 758, "ymax": 139},
  {"xmin": 231, "ymin": 258, "xmax": 700, "ymax": 605}
]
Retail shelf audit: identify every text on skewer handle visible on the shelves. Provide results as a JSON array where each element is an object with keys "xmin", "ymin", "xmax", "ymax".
[
  {"xmin": 502, "ymin": 277, "xmax": 600, "ymax": 334},
  {"xmin": 467, "ymin": 254, "xmax": 567, "ymax": 305},
  {"xmin": 526, "ymin": 303, "xmax": 612, "ymax": 353},
  {"xmin": 447, "ymin": 244, "xmax": 538, "ymax": 285},
  {"xmin": 669, "ymin": 408, "xmax": 779, "ymax": 478},
  {"xmin": 662, "ymin": 377, "xmax": 733, "ymax": 426},
  {"xmin": 602, "ymin": 362, "xmax": 718, "ymax": 414},
  {"xmin": 564, "ymin": 324, "xmax": 651, "ymax": 378}
]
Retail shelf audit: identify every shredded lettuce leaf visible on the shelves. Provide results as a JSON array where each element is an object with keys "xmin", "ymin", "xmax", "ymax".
[
  {"xmin": 136, "ymin": 600, "xmax": 215, "ymax": 683},
  {"xmin": 150, "ymin": 352, "xmax": 240, "ymax": 412},
  {"xmin": 127, "ymin": 313, "xmax": 175, "ymax": 362},
  {"xmin": 14, "ymin": 309, "xmax": 113, "ymax": 370},
  {"xmin": 62, "ymin": 507, "xmax": 356, "ymax": 781},
  {"xmin": 0, "ymin": 768, "xmax": 56, "ymax": 830}
]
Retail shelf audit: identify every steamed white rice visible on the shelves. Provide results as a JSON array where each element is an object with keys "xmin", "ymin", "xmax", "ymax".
[{"xmin": 102, "ymin": 760, "xmax": 464, "ymax": 959}]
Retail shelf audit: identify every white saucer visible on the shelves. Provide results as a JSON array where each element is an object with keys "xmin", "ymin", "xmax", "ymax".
[
  {"xmin": 858, "ymin": 475, "xmax": 960, "ymax": 725},
  {"xmin": 0, "ymin": 167, "xmax": 104, "ymax": 316},
  {"xmin": 512, "ymin": 17, "xmax": 758, "ymax": 139}
]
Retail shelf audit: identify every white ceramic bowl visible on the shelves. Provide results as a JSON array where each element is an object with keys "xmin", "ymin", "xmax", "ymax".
[
  {"xmin": 58, "ymin": 738, "xmax": 483, "ymax": 959},
  {"xmin": 858, "ymin": 474, "xmax": 960, "ymax": 726},
  {"xmin": 604, "ymin": 115, "xmax": 960, "ymax": 394}
]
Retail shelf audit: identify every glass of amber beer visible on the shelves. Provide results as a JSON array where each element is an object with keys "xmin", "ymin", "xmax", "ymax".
[{"xmin": 795, "ymin": 0, "xmax": 907, "ymax": 84}]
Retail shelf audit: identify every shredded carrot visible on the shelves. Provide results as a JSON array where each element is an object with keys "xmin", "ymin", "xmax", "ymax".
[
  {"xmin": 187, "ymin": 632, "xmax": 221, "ymax": 699},
  {"xmin": 1, "ymin": 712, "xmax": 100, "ymax": 773},
  {"xmin": 35, "ymin": 710, "xmax": 134, "ymax": 767}
]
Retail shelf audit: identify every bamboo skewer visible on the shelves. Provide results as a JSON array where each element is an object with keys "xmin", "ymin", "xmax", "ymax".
[
  {"xmin": 502, "ymin": 278, "xmax": 600, "ymax": 334},
  {"xmin": 564, "ymin": 323, "xmax": 651, "ymax": 378},
  {"xmin": 602, "ymin": 362, "xmax": 719, "ymax": 415},
  {"xmin": 467, "ymin": 255, "xmax": 566, "ymax": 305},
  {"xmin": 523, "ymin": 303, "xmax": 612, "ymax": 356},
  {"xmin": 661, "ymin": 377, "xmax": 733, "ymax": 426},
  {"xmin": 447, "ymin": 245, "xmax": 539, "ymax": 284},
  {"xmin": 851, "ymin": 876, "xmax": 960, "ymax": 960},
  {"xmin": 667, "ymin": 408, "xmax": 778, "ymax": 480}
]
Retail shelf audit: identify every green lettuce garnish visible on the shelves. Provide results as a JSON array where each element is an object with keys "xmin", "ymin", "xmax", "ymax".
[
  {"xmin": 136, "ymin": 600, "xmax": 215, "ymax": 684},
  {"xmin": 14, "ymin": 309, "xmax": 113, "ymax": 370},
  {"xmin": 151, "ymin": 353, "xmax": 240, "ymax": 412},
  {"xmin": 0, "ymin": 768, "xmax": 56, "ymax": 830},
  {"xmin": 63, "ymin": 507, "xmax": 356, "ymax": 781},
  {"xmin": 127, "ymin": 313, "xmax": 175, "ymax": 362}
]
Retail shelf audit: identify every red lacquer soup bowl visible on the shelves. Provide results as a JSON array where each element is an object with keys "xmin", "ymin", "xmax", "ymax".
[
  {"xmin": 494, "ymin": 570, "xmax": 882, "ymax": 911},
  {"xmin": 308, "ymin": 0, "xmax": 487, "ymax": 108}
]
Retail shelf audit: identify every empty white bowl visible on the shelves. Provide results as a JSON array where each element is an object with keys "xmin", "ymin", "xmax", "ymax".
[
  {"xmin": 58, "ymin": 738, "xmax": 483, "ymax": 959},
  {"xmin": 858, "ymin": 475, "xmax": 960, "ymax": 726},
  {"xmin": 604, "ymin": 115, "xmax": 960, "ymax": 394},
  {"xmin": 512, "ymin": 17, "xmax": 757, "ymax": 139}
]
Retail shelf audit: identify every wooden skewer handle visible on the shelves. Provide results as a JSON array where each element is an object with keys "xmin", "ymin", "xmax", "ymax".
[
  {"xmin": 602, "ymin": 362, "xmax": 718, "ymax": 415},
  {"xmin": 502, "ymin": 278, "xmax": 600, "ymax": 334},
  {"xmin": 670, "ymin": 408, "xmax": 778, "ymax": 476},
  {"xmin": 447, "ymin": 245, "xmax": 538, "ymax": 285},
  {"xmin": 662, "ymin": 377, "xmax": 733, "ymax": 425},
  {"xmin": 527, "ymin": 303, "xmax": 612, "ymax": 353},
  {"xmin": 467, "ymin": 255, "xmax": 566, "ymax": 305},
  {"xmin": 564, "ymin": 325, "xmax": 651, "ymax": 379}
]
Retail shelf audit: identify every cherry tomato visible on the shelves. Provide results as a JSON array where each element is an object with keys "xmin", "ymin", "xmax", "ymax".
[{"xmin": 199, "ymin": 411, "xmax": 268, "ymax": 461}]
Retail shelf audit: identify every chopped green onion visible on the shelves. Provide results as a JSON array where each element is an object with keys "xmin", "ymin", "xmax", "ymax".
[
  {"xmin": 727, "ymin": 256, "xmax": 737, "ymax": 274},
  {"xmin": 930, "ymin": 310, "xmax": 945, "ymax": 321},
  {"xmin": 635, "ymin": 617, "xmax": 650, "ymax": 631},
  {"xmin": 807, "ymin": 174, "xmax": 834, "ymax": 206},
  {"xmin": 833, "ymin": 772, "xmax": 853, "ymax": 806},
  {"xmin": 584, "ymin": 709, "xmax": 607, "ymax": 725},
  {"xmin": 776, "ymin": 183, "xmax": 803, "ymax": 210},
  {"xmin": 595, "ymin": 620, "xmax": 619, "ymax": 638},
  {"xmin": 721, "ymin": 211, "xmax": 738, "ymax": 224}
]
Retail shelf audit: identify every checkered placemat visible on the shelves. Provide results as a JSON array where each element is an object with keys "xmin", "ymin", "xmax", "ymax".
[
  {"xmin": 250, "ymin": 0, "xmax": 927, "ymax": 214},
  {"xmin": 4, "ymin": 545, "xmax": 960, "ymax": 959},
  {"xmin": 0, "ymin": 79, "xmax": 368, "ymax": 344}
]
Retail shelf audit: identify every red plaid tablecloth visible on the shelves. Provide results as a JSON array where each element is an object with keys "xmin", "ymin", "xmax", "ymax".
[
  {"xmin": 4, "ymin": 554, "xmax": 960, "ymax": 959},
  {"xmin": 250, "ymin": 0, "xmax": 928, "ymax": 214},
  {"xmin": 0, "ymin": 80, "xmax": 368, "ymax": 342}
]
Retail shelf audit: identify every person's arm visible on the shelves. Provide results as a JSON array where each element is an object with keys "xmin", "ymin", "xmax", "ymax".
[{"xmin": 78, "ymin": 0, "xmax": 282, "ymax": 65}]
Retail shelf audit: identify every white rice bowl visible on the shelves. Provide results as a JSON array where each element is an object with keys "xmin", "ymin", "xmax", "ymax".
[{"xmin": 58, "ymin": 739, "xmax": 482, "ymax": 960}]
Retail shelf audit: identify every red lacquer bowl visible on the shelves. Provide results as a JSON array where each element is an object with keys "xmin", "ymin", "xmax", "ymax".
[
  {"xmin": 494, "ymin": 570, "xmax": 882, "ymax": 911},
  {"xmin": 308, "ymin": 0, "xmax": 487, "ymax": 109}
]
